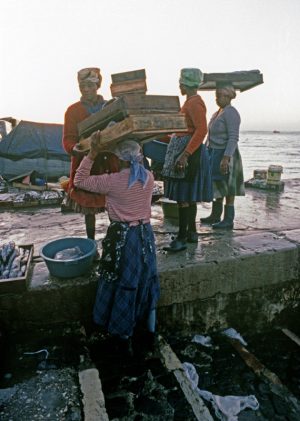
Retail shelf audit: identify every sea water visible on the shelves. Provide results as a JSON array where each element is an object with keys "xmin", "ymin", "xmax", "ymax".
[{"xmin": 239, "ymin": 131, "xmax": 300, "ymax": 181}]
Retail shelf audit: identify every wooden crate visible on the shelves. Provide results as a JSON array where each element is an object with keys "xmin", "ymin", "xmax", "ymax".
[
  {"xmin": 78, "ymin": 94, "xmax": 181, "ymax": 138},
  {"xmin": 111, "ymin": 69, "xmax": 146, "ymax": 83},
  {"xmin": 12, "ymin": 182, "xmax": 47, "ymax": 191},
  {"xmin": 199, "ymin": 70, "xmax": 263, "ymax": 92},
  {"xmin": 76, "ymin": 113, "xmax": 187, "ymax": 152},
  {"xmin": 0, "ymin": 244, "xmax": 34, "ymax": 293},
  {"xmin": 110, "ymin": 79, "xmax": 147, "ymax": 97}
]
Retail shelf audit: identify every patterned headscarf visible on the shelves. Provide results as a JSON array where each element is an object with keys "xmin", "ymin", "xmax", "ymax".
[
  {"xmin": 112, "ymin": 140, "xmax": 149, "ymax": 188},
  {"xmin": 77, "ymin": 67, "xmax": 102, "ymax": 88},
  {"xmin": 179, "ymin": 68, "xmax": 203, "ymax": 89}
]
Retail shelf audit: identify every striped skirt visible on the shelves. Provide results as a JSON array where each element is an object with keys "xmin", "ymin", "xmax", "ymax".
[
  {"xmin": 209, "ymin": 147, "xmax": 245, "ymax": 198},
  {"xmin": 93, "ymin": 222, "xmax": 160, "ymax": 337}
]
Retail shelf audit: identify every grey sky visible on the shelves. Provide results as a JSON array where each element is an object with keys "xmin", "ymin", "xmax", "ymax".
[{"xmin": 1, "ymin": 0, "xmax": 299, "ymax": 130}]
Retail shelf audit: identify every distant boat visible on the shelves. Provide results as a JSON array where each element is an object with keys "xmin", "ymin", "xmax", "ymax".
[{"xmin": 273, "ymin": 130, "xmax": 280, "ymax": 133}]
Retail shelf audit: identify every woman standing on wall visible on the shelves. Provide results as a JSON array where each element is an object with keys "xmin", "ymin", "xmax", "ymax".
[
  {"xmin": 201, "ymin": 83, "xmax": 245, "ymax": 229},
  {"xmin": 162, "ymin": 68, "xmax": 213, "ymax": 252},
  {"xmin": 62, "ymin": 67, "xmax": 119, "ymax": 240}
]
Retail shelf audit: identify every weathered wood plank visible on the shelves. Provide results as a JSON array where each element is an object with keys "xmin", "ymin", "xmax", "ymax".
[
  {"xmin": 199, "ymin": 70, "xmax": 263, "ymax": 92},
  {"xmin": 158, "ymin": 335, "xmax": 213, "ymax": 421},
  {"xmin": 282, "ymin": 328, "xmax": 300, "ymax": 348},
  {"xmin": 76, "ymin": 114, "xmax": 187, "ymax": 152},
  {"xmin": 110, "ymin": 79, "xmax": 147, "ymax": 96},
  {"xmin": 78, "ymin": 94, "xmax": 181, "ymax": 138},
  {"xmin": 111, "ymin": 68, "xmax": 146, "ymax": 83}
]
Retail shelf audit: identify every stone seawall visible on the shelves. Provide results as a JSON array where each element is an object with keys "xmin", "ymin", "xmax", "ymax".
[{"xmin": 1, "ymin": 229, "xmax": 299, "ymax": 334}]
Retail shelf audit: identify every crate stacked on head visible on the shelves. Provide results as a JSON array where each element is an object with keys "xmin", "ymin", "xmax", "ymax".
[
  {"xmin": 76, "ymin": 69, "xmax": 188, "ymax": 153},
  {"xmin": 110, "ymin": 68, "xmax": 147, "ymax": 97}
]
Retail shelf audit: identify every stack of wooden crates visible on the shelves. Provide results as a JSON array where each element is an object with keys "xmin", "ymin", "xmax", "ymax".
[{"xmin": 76, "ymin": 69, "xmax": 187, "ymax": 151}]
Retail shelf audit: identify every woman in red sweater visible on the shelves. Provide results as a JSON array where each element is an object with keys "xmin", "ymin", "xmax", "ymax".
[
  {"xmin": 162, "ymin": 68, "xmax": 213, "ymax": 252},
  {"xmin": 62, "ymin": 67, "xmax": 119, "ymax": 239}
]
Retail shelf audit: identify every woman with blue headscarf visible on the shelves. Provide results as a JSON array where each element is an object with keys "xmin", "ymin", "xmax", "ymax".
[{"xmin": 74, "ymin": 134, "xmax": 160, "ymax": 356}]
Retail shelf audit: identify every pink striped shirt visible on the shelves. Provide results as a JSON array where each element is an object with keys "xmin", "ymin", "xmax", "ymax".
[{"xmin": 74, "ymin": 157, "xmax": 154, "ymax": 225}]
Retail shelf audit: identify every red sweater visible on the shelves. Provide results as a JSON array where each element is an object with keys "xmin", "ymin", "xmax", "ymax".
[
  {"xmin": 62, "ymin": 100, "xmax": 119, "ymax": 208},
  {"xmin": 181, "ymin": 95, "xmax": 207, "ymax": 155}
]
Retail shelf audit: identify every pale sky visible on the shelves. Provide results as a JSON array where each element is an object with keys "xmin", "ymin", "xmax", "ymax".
[{"xmin": 1, "ymin": 0, "xmax": 300, "ymax": 131}]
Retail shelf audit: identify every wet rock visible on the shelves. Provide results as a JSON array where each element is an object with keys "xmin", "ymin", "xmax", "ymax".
[
  {"xmin": 239, "ymin": 410, "xmax": 267, "ymax": 420},
  {"xmin": 105, "ymin": 392, "xmax": 134, "ymax": 418},
  {"xmin": 180, "ymin": 344, "xmax": 198, "ymax": 359},
  {"xmin": 0, "ymin": 368, "xmax": 81, "ymax": 421}
]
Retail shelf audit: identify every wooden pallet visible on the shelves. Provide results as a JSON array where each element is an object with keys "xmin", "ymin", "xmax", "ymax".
[
  {"xmin": 76, "ymin": 113, "xmax": 187, "ymax": 152},
  {"xmin": 78, "ymin": 94, "xmax": 181, "ymax": 138}
]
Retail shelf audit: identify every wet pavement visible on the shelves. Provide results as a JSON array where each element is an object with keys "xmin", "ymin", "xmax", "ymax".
[{"xmin": 1, "ymin": 179, "xmax": 300, "ymax": 264}]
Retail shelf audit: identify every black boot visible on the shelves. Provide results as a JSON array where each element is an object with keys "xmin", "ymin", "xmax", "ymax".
[
  {"xmin": 164, "ymin": 206, "xmax": 188, "ymax": 252},
  {"xmin": 212, "ymin": 204, "xmax": 234, "ymax": 229},
  {"xmin": 187, "ymin": 203, "xmax": 198, "ymax": 243},
  {"xmin": 200, "ymin": 201, "xmax": 223, "ymax": 225},
  {"xmin": 85, "ymin": 214, "xmax": 96, "ymax": 240}
]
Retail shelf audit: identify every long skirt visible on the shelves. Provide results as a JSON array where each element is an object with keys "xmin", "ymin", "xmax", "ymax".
[
  {"xmin": 164, "ymin": 143, "xmax": 213, "ymax": 203},
  {"xmin": 93, "ymin": 222, "xmax": 160, "ymax": 337},
  {"xmin": 209, "ymin": 147, "xmax": 245, "ymax": 198}
]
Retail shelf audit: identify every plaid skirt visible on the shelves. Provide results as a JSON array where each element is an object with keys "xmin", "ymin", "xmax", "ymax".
[
  {"xmin": 163, "ymin": 144, "xmax": 213, "ymax": 203},
  {"xmin": 93, "ymin": 222, "xmax": 160, "ymax": 337},
  {"xmin": 209, "ymin": 147, "xmax": 245, "ymax": 198}
]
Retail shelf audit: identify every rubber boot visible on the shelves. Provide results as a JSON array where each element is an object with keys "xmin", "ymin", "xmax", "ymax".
[
  {"xmin": 212, "ymin": 204, "xmax": 234, "ymax": 229},
  {"xmin": 187, "ymin": 203, "xmax": 198, "ymax": 243},
  {"xmin": 200, "ymin": 201, "xmax": 223, "ymax": 225},
  {"xmin": 164, "ymin": 206, "xmax": 188, "ymax": 252},
  {"xmin": 85, "ymin": 214, "xmax": 95, "ymax": 240}
]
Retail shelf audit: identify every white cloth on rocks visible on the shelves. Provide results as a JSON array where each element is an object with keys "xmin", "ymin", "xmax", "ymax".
[{"xmin": 183, "ymin": 362, "xmax": 259, "ymax": 421}]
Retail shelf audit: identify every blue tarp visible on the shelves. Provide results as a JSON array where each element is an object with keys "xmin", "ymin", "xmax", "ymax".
[{"xmin": 0, "ymin": 120, "xmax": 69, "ymax": 161}]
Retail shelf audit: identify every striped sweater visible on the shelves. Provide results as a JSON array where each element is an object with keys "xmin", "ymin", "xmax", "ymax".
[{"xmin": 74, "ymin": 157, "xmax": 154, "ymax": 225}]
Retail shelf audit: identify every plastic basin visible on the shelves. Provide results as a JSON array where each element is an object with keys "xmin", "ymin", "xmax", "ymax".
[{"xmin": 40, "ymin": 237, "xmax": 97, "ymax": 278}]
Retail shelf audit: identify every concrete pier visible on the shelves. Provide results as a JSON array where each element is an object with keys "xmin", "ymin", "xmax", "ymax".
[{"xmin": 0, "ymin": 179, "xmax": 300, "ymax": 333}]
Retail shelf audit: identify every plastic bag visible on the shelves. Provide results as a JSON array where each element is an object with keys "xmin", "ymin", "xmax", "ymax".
[{"xmin": 54, "ymin": 246, "xmax": 83, "ymax": 261}]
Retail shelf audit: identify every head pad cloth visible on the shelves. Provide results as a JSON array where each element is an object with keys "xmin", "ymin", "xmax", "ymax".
[
  {"xmin": 216, "ymin": 82, "xmax": 236, "ymax": 99},
  {"xmin": 112, "ymin": 140, "xmax": 149, "ymax": 188},
  {"xmin": 179, "ymin": 68, "xmax": 203, "ymax": 88},
  {"xmin": 77, "ymin": 67, "xmax": 102, "ymax": 88}
]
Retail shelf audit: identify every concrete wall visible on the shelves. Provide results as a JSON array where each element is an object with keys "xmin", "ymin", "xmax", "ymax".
[{"xmin": 0, "ymin": 230, "xmax": 299, "ymax": 333}]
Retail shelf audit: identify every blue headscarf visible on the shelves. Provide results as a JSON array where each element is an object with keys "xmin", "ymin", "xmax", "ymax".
[{"xmin": 112, "ymin": 141, "xmax": 149, "ymax": 188}]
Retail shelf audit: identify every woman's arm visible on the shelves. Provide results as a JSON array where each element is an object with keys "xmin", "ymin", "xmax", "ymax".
[
  {"xmin": 62, "ymin": 107, "xmax": 79, "ymax": 155},
  {"xmin": 185, "ymin": 98, "xmax": 208, "ymax": 155},
  {"xmin": 224, "ymin": 107, "xmax": 241, "ymax": 157},
  {"xmin": 74, "ymin": 156, "xmax": 111, "ymax": 194}
]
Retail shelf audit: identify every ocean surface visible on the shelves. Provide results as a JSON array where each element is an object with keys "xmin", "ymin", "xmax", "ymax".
[{"xmin": 239, "ymin": 131, "xmax": 300, "ymax": 181}]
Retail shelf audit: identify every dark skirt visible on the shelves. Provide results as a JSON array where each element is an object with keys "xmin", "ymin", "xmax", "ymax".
[
  {"xmin": 164, "ymin": 144, "xmax": 213, "ymax": 203},
  {"xmin": 209, "ymin": 147, "xmax": 245, "ymax": 198},
  {"xmin": 93, "ymin": 222, "xmax": 160, "ymax": 337}
]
